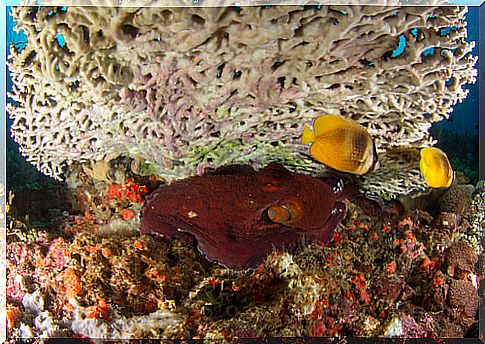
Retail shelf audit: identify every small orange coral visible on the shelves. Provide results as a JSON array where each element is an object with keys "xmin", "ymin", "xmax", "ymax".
[
  {"xmin": 385, "ymin": 261, "xmax": 396, "ymax": 274},
  {"xmin": 101, "ymin": 248, "xmax": 112, "ymax": 258},
  {"xmin": 121, "ymin": 209, "xmax": 135, "ymax": 220},
  {"xmin": 106, "ymin": 178, "xmax": 148, "ymax": 204},
  {"xmin": 432, "ymin": 275, "xmax": 445, "ymax": 288},
  {"xmin": 398, "ymin": 218, "xmax": 414, "ymax": 230},
  {"xmin": 6, "ymin": 306, "xmax": 22, "ymax": 331},
  {"xmin": 311, "ymin": 320, "xmax": 326, "ymax": 337},
  {"xmin": 64, "ymin": 267, "xmax": 82, "ymax": 300},
  {"xmin": 86, "ymin": 297, "xmax": 111, "ymax": 321},
  {"xmin": 352, "ymin": 273, "xmax": 371, "ymax": 305}
]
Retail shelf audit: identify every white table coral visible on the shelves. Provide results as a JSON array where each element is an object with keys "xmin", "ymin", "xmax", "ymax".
[{"xmin": 7, "ymin": 4, "xmax": 477, "ymax": 198}]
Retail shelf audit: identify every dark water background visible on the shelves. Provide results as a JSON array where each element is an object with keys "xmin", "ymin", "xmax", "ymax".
[
  {"xmin": 5, "ymin": 6, "xmax": 481, "ymax": 192},
  {"xmin": 430, "ymin": 6, "xmax": 480, "ymax": 185}
]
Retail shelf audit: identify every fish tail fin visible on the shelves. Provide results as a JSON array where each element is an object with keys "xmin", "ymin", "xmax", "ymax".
[{"xmin": 301, "ymin": 125, "xmax": 314, "ymax": 144}]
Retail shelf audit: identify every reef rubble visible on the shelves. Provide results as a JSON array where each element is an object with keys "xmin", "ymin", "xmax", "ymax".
[{"xmin": 5, "ymin": 161, "xmax": 483, "ymax": 340}]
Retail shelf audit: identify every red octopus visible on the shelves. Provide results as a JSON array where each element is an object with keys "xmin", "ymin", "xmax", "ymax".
[{"xmin": 140, "ymin": 163, "xmax": 379, "ymax": 269}]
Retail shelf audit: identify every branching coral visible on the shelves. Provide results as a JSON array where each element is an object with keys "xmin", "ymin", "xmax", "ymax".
[{"xmin": 7, "ymin": 4, "xmax": 476, "ymax": 197}]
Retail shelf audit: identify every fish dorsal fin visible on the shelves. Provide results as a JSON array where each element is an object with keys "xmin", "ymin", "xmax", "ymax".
[
  {"xmin": 313, "ymin": 114, "xmax": 361, "ymax": 137},
  {"xmin": 301, "ymin": 125, "xmax": 314, "ymax": 144}
]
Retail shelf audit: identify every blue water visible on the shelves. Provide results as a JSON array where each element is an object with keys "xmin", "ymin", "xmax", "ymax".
[
  {"xmin": 433, "ymin": 7, "xmax": 479, "ymax": 135},
  {"xmin": 429, "ymin": 7, "xmax": 480, "ymax": 184}
]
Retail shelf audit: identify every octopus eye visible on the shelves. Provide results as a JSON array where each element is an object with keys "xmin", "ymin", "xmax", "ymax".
[
  {"xmin": 268, "ymin": 199, "xmax": 304, "ymax": 227},
  {"xmin": 267, "ymin": 205, "xmax": 290, "ymax": 224}
]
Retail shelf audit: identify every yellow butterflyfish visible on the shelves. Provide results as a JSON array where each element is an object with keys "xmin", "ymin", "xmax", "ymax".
[
  {"xmin": 301, "ymin": 114, "xmax": 379, "ymax": 175},
  {"xmin": 420, "ymin": 147, "xmax": 453, "ymax": 188}
]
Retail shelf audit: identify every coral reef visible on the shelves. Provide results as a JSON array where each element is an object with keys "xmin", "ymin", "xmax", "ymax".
[
  {"xmin": 445, "ymin": 241, "xmax": 478, "ymax": 276},
  {"xmin": 435, "ymin": 183, "xmax": 475, "ymax": 215},
  {"xmin": 6, "ymin": 173, "xmax": 483, "ymax": 340},
  {"xmin": 7, "ymin": 4, "xmax": 477, "ymax": 198},
  {"xmin": 6, "ymin": 226, "xmax": 211, "ymax": 339},
  {"xmin": 448, "ymin": 279, "xmax": 479, "ymax": 318},
  {"xmin": 457, "ymin": 184, "xmax": 485, "ymax": 253},
  {"xmin": 5, "ymin": 4, "xmax": 481, "ymax": 340}
]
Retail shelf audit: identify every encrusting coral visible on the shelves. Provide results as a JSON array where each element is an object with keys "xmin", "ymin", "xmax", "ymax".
[
  {"xmin": 6, "ymin": 173, "xmax": 483, "ymax": 340},
  {"xmin": 445, "ymin": 241, "xmax": 478, "ymax": 276},
  {"xmin": 7, "ymin": 4, "xmax": 476, "ymax": 198}
]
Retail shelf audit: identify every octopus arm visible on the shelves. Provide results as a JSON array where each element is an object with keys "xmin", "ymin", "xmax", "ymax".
[
  {"xmin": 139, "ymin": 213, "xmax": 197, "ymax": 246},
  {"xmin": 196, "ymin": 227, "xmax": 303, "ymax": 269},
  {"xmin": 299, "ymin": 201, "xmax": 347, "ymax": 243}
]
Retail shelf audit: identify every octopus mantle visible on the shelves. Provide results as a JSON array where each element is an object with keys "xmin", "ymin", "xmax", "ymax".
[{"xmin": 140, "ymin": 163, "xmax": 347, "ymax": 269}]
